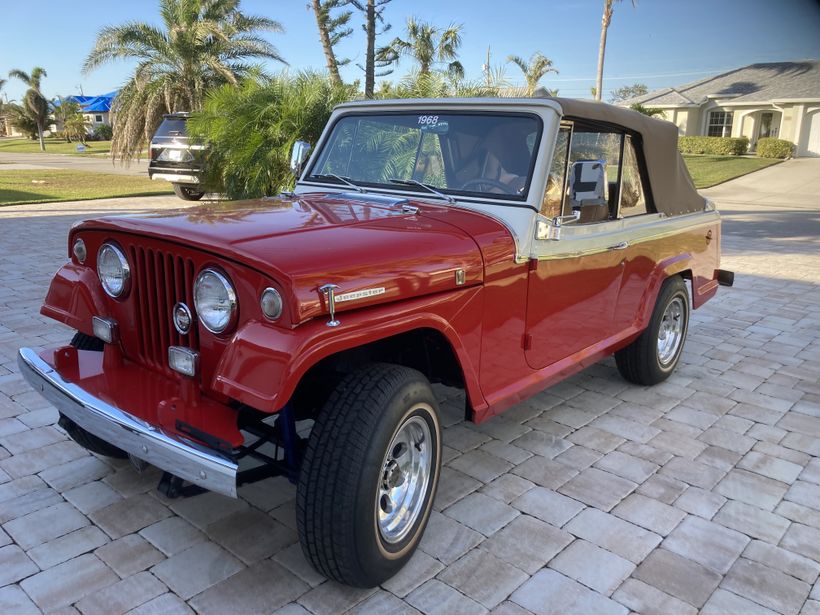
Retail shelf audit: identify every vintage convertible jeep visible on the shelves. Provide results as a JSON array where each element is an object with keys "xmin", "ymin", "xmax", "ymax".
[{"xmin": 19, "ymin": 97, "xmax": 732, "ymax": 587}]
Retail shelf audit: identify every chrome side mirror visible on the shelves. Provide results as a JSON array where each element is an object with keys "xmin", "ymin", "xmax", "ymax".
[
  {"xmin": 290, "ymin": 140, "xmax": 312, "ymax": 177},
  {"xmin": 569, "ymin": 160, "xmax": 608, "ymax": 207},
  {"xmin": 535, "ymin": 211, "xmax": 579, "ymax": 241}
]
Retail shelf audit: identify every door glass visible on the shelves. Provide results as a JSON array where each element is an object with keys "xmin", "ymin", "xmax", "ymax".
[
  {"xmin": 542, "ymin": 127, "xmax": 570, "ymax": 217},
  {"xmin": 760, "ymin": 112, "xmax": 773, "ymax": 139},
  {"xmin": 620, "ymin": 136, "xmax": 647, "ymax": 217},
  {"xmin": 564, "ymin": 130, "xmax": 622, "ymax": 223}
]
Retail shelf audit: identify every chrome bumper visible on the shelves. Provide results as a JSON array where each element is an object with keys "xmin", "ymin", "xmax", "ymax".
[
  {"xmin": 150, "ymin": 173, "xmax": 199, "ymax": 184},
  {"xmin": 17, "ymin": 347, "xmax": 239, "ymax": 497}
]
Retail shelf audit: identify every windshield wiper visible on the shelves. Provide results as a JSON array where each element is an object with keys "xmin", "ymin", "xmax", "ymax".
[
  {"xmin": 310, "ymin": 173, "xmax": 365, "ymax": 193},
  {"xmin": 389, "ymin": 179, "xmax": 455, "ymax": 203}
]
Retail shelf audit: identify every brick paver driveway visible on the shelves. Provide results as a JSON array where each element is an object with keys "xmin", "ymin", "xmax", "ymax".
[{"xmin": 1, "ymin": 160, "xmax": 819, "ymax": 614}]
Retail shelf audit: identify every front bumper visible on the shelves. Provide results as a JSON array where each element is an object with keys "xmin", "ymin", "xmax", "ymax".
[{"xmin": 17, "ymin": 347, "xmax": 239, "ymax": 497}]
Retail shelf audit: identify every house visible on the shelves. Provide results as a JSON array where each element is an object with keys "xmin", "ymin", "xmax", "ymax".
[
  {"xmin": 623, "ymin": 60, "xmax": 820, "ymax": 157},
  {"xmin": 51, "ymin": 91, "xmax": 116, "ymax": 134}
]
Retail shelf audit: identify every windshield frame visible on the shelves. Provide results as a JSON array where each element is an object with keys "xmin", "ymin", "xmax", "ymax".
[{"xmin": 301, "ymin": 110, "xmax": 544, "ymax": 205}]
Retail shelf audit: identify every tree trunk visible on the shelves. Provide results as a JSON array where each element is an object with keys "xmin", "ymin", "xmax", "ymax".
[
  {"xmin": 595, "ymin": 0, "xmax": 612, "ymax": 102},
  {"xmin": 312, "ymin": 0, "xmax": 343, "ymax": 87},
  {"xmin": 364, "ymin": 0, "xmax": 376, "ymax": 98},
  {"xmin": 37, "ymin": 122, "xmax": 45, "ymax": 151}
]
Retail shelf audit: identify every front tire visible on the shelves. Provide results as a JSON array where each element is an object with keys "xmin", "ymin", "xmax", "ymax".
[
  {"xmin": 296, "ymin": 364, "xmax": 442, "ymax": 587},
  {"xmin": 615, "ymin": 276, "xmax": 690, "ymax": 385},
  {"xmin": 172, "ymin": 184, "xmax": 205, "ymax": 201}
]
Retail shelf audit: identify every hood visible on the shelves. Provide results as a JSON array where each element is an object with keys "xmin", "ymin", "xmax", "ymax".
[{"xmin": 77, "ymin": 192, "xmax": 494, "ymax": 322}]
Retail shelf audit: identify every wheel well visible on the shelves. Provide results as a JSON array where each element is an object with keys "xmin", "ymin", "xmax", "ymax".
[{"xmin": 288, "ymin": 328, "xmax": 465, "ymax": 420}]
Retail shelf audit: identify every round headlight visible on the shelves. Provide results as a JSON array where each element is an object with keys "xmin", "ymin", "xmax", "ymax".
[
  {"xmin": 73, "ymin": 238, "xmax": 87, "ymax": 264},
  {"xmin": 260, "ymin": 288, "xmax": 283, "ymax": 321},
  {"xmin": 194, "ymin": 269, "xmax": 238, "ymax": 334},
  {"xmin": 97, "ymin": 243, "xmax": 130, "ymax": 297}
]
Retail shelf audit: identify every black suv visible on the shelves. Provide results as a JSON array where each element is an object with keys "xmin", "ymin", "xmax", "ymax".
[{"xmin": 148, "ymin": 113, "xmax": 206, "ymax": 201}]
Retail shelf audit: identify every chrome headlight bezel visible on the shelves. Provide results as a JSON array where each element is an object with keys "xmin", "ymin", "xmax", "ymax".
[
  {"xmin": 194, "ymin": 268, "xmax": 238, "ymax": 334},
  {"xmin": 97, "ymin": 242, "xmax": 131, "ymax": 298}
]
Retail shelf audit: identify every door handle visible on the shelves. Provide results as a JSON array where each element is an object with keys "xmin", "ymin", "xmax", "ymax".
[{"xmin": 608, "ymin": 241, "xmax": 629, "ymax": 250}]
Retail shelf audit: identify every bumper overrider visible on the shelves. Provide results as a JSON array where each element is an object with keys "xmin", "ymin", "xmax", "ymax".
[{"xmin": 17, "ymin": 347, "xmax": 239, "ymax": 497}]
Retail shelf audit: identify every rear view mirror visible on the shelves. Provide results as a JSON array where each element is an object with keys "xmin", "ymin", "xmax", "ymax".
[{"xmin": 290, "ymin": 140, "xmax": 312, "ymax": 177}]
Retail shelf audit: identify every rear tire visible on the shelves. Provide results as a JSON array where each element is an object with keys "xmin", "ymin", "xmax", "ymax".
[
  {"xmin": 615, "ymin": 276, "xmax": 690, "ymax": 385},
  {"xmin": 173, "ymin": 184, "xmax": 205, "ymax": 201},
  {"xmin": 296, "ymin": 364, "xmax": 442, "ymax": 587},
  {"xmin": 64, "ymin": 331, "xmax": 128, "ymax": 458}
]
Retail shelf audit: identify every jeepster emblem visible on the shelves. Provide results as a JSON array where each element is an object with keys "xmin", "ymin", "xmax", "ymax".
[
  {"xmin": 334, "ymin": 287, "xmax": 386, "ymax": 303},
  {"xmin": 172, "ymin": 302, "xmax": 193, "ymax": 334}
]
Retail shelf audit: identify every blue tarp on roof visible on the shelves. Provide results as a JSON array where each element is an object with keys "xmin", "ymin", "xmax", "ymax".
[{"xmin": 62, "ymin": 91, "xmax": 117, "ymax": 113}]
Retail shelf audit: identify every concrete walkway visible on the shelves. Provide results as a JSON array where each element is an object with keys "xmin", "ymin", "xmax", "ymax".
[
  {"xmin": 0, "ymin": 163, "xmax": 818, "ymax": 614},
  {"xmin": 0, "ymin": 151, "xmax": 148, "ymax": 176}
]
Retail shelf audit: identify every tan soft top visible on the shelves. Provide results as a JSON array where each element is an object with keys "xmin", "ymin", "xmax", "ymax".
[{"xmin": 550, "ymin": 97, "xmax": 707, "ymax": 217}]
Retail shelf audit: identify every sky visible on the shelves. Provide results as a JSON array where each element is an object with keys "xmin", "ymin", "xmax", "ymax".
[{"xmin": 1, "ymin": 0, "xmax": 819, "ymax": 104}]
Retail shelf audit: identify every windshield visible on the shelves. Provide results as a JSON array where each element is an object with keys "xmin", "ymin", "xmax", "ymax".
[
  {"xmin": 154, "ymin": 118, "xmax": 188, "ymax": 138},
  {"xmin": 306, "ymin": 112, "xmax": 542, "ymax": 201}
]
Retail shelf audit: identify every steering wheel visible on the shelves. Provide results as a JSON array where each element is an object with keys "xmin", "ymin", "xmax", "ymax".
[{"xmin": 459, "ymin": 178, "xmax": 516, "ymax": 195}]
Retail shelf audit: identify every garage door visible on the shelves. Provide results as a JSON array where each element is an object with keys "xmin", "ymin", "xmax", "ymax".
[{"xmin": 807, "ymin": 111, "xmax": 820, "ymax": 156}]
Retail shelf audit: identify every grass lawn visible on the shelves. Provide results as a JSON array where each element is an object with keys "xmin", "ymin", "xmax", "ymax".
[
  {"xmin": 0, "ymin": 169, "xmax": 172, "ymax": 205},
  {"xmin": 0, "ymin": 138, "xmax": 113, "ymax": 156},
  {"xmin": 683, "ymin": 154, "xmax": 781, "ymax": 188}
]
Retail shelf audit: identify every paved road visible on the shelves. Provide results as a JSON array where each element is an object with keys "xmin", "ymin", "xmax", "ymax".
[
  {"xmin": 0, "ymin": 161, "xmax": 819, "ymax": 614},
  {"xmin": 0, "ymin": 151, "xmax": 148, "ymax": 176}
]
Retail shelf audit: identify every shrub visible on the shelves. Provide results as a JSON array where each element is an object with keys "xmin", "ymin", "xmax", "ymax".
[
  {"xmin": 187, "ymin": 72, "xmax": 357, "ymax": 199},
  {"xmin": 756, "ymin": 137, "xmax": 793, "ymax": 159},
  {"xmin": 678, "ymin": 136, "xmax": 749, "ymax": 156},
  {"xmin": 92, "ymin": 124, "xmax": 113, "ymax": 141}
]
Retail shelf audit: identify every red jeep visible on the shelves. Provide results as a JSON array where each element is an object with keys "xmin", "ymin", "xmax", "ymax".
[{"xmin": 19, "ymin": 97, "xmax": 732, "ymax": 587}]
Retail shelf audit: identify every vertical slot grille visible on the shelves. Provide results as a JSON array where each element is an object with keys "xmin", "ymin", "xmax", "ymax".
[{"xmin": 128, "ymin": 245, "xmax": 198, "ymax": 371}]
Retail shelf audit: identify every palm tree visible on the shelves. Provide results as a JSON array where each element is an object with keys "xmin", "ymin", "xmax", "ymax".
[
  {"xmin": 83, "ymin": 0, "xmax": 287, "ymax": 162},
  {"xmin": 595, "ymin": 0, "xmax": 636, "ymax": 101},
  {"xmin": 506, "ymin": 52, "xmax": 558, "ymax": 96},
  {"xmin": 8, "ymin": 67, "xmax": 50, "ymax": 150},
  {"xmin": 310, "ymin": 0, "xmax": 352, "ymax": 87},
  {"xmin": 349, "ymin": 0, "xmax": 393, "ymax": 98},
  {"xmin": 377, "ymin": 18, "xmax": 463, "ymax": 79}
]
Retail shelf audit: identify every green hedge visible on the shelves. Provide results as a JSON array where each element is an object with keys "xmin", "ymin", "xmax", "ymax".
[
  {"xmin": 678, "ymin": 136, "xmax": 749, "ymax": 156},
  {"xmin": 756, "ymin": 137, "xmax": 793, "ymax": 159}
]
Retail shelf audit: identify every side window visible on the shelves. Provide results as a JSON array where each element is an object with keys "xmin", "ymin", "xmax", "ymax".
[
  {"xmin": 565, "ymin": 130, "xmax": 622, "ymax": 223},
  {"xmin": 620, "ymin": 136, "xmax": 648, "ymax": 217},
  {"xmin": 542, "ymin": 126, "xmax": 570, "ymax": 218}
]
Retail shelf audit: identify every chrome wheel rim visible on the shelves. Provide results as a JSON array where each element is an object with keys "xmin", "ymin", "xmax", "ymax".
[
  {"xmin": 657, "ymin": 296, "xmax": 685, "ymax": 366},
  {"xmin": 377, "ymin": 412, "xmax": 432, "ymax": 545}
]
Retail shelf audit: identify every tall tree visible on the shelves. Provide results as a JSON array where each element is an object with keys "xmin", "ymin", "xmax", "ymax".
[
  {"xmin": 595, "ymin": 0, "xmax": 635, "ymax": 101},
  {"xmin": 83, "ymin": 0, "xmax": 287, "ymax": 162},
  {"xmin": 506, "ymin": 52, "xmax": 558, "ymax": 96},
  {"xmin": 310, "ymin": 0, "xmax": 352, "ymax": 87},
  {"xmin": 609, "ymin": 82, "xmax": 648, "ymax": 103},
  {"xmin": 8, "ymin": 67, "xmax": 50, "ymax": 150},
  {"xmin": 349, "ymin": 0, "xmax": 392, "ymax": 98},
  {"xmin": 377, "ymin": 18, "xmax": 463, "ymax": 79}
]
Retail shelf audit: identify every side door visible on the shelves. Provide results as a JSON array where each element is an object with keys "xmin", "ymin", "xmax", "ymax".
[{"xmin": 524, "ymin": 122, "xmax": 632, "ymax": 370}]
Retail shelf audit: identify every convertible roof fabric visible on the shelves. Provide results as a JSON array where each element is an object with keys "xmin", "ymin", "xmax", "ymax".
[{"xmin": 550, "ymin": 97, "xmax": 707, "ymax": 217}]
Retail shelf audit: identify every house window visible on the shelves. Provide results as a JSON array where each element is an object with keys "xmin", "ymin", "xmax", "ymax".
[
  {"xmin": 707, "ymin": 111, "xmax": 733, "ymax": 137},
  {"xmin": 95, "ymin": 115, "xmax": 103, "ymax": 123}
]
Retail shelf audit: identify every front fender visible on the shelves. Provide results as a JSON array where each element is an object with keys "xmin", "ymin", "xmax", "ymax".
[
  {"xmin": 211, "ymin": 286, "xmax": 487, "ymax": 414},
  {"xmin": 40, "ymin": 263, "xmax": 107, "ymax": 336}
]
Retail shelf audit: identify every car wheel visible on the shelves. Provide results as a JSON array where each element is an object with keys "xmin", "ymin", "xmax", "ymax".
[
  {"xmin": 296, "ymin": 364, "xmax": 442, "ymax": 587},
  {"xmin": 172, "ymin": 184, "xmax": 205, "ymax": 201},
  {"xmin": 615, "ymin": 276, "xmax": 690, "ymax": 385},
  {"xmin": 61, "ymin": 331, "xmax": 128, "ymax": 458}
]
